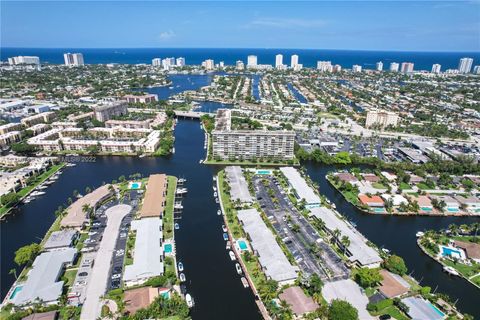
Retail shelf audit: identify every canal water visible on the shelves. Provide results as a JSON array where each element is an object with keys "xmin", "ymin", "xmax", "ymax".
[
  {"xmin": 305, "ymin": 163, "xmax": 480, "ymax": 319},
  {"xmin": 0, "ymin": 120, "xmax": 262, "ymax": 320},
  {"xmin": 1, "ymin": 73, "xmax": 479, "ymax": 318}
]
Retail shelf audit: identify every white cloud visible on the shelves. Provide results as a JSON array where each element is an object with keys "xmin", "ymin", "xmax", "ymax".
[
  {"xmin": 158, "ymin": 30, "xmax": 175, "ymax": 41},
  {"xmin": 243, "ymin": 17, "xmax": 327, "ymax": 29}
]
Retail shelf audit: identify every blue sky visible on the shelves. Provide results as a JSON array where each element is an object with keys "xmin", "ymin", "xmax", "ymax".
[{"xmin": 1, "ymin": 1, "xmax": 479, "ymax": 51}]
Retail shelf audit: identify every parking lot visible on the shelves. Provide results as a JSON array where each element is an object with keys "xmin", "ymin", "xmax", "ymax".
[{"xmin": 253, "ymin": 176, "xmax": 349, "ymax": 281}]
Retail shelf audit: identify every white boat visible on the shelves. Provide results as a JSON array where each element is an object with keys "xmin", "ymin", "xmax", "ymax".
[
  {"xmin": 222, "ymin": 225, "xmax": 227, "ymax": 232},
  {"xmin": 174, "ymin": 203, "xmax": 183, "ymax": 209},
  {"xmin": 226, "ymin": 241, "xmax": 231, "ymax": 250},
  {"xmin": 443, "ymin": 266, "xmax": 459, "ymax": 276},
  {"xmin": 416, "ymin": 231, "xmax": 425, "ymax": 237},
  {"xmin": 241, "ymin": 277, "xmax": 249, "ymax": 288},
  {"xmin": 178, "ymin": 178, "xmax": 187, "ymax": 183},
  {"xmin": 174, "ymin": 223, "xmax": 180, "ymax": 230},
  {"xmin": 215, "ymin": 198, "xmax": 219, "ymax": 203},
  {"xmin": 381, "ymin": 248, "xmax": 390, "ymax": 254},
  {"xmin": 213, "ymin": 186, "xmax": 217, "ymax": 191},
  {"xmin": 176, "ymin": 188, "xmax": 188, "ymax": 194},
  {"xmin": 185, "ymin": 293, "xmax": 194, "ymax": 308},
  {"xmin": 235, "ymin": 263, "xmax": 242, "ymax": 275},
  {"xmin": 229, "ymin": 250, "xmax": 236, "ymax": 261},
  {"xmin": 199, "ymin": 159, "xmax": 203, "ymax": 163},
  {"xmin": 213, "ymin": 192, "xmax": 218, "ymax": 197},
  {"xmin": 217, "ymin": 209, "xmax": 221, "ymax": 215},
  {"xmin": 180, "ymin": 273, "xmax": 186, "ymax": 282},
  {"xmin": 30, "ymin": 191, "xmax": 46, "ymax": 197},
  {"xmin": 178, "ymin": 262, "xmax": 184, "ymax": 272}
]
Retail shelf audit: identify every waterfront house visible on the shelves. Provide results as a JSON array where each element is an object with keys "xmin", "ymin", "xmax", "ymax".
[
  {"xmin": 124, "ymin": 287, "xmax": 163, "ymax": 315},
  {"xmin": 381, "ymin": 194, "xmax": 408, "ymax": 206},
  {"xmin": 139, "ymin": 174, "xmax": 167, "ymax": 218},
  {"xmin": 279, "ymin": 286, "xmax": 319, "ymax": 317},
  {"xmin": 21, "ymin": 311, "xmax": 58, "ymax": 320},
  {"xmin": 417, "ymin": 195, "xmax": 434, "ymax": 213},
  {"xmin": 336, "ymin": 172, "xmax": 358, "ymax": 183},
  {"xmin": 358, "ymin": 194, "xmax": 385, "ymax": 207},
  {"xmin": 454, "ymin": 240, "xmax": 480, "ymax": 263},
  {"xmin": 454, "ymin": 196, "xmax": 480, "ymax": 214},
  {"xmin": 431, "ymin": 195, "xmax": 461, "ymax": 213},
  {"xmin": 362, "ymin": 173, "xmax": 380, "ymax": 183}
]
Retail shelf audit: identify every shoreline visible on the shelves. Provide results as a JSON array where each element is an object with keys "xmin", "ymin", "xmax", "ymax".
[{"xmin": 326, "ymin": 175, "xmax": 478, "ymax": 218}]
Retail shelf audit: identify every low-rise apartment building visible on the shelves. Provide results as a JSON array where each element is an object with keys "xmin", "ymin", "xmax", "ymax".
[
  {"xmin": 20, "ymin": 112, "xmax": 55, "ymax": 127},
  {"xmin": 365, "ymin": 109, "xmax": 399, "ymax": 128},
  {"xmin": 124, "ymin": 94, "xmax": 158, "ymax": 104}
]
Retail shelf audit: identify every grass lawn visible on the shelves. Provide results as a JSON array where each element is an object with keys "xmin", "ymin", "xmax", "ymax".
[
  {"xmin": 399, "ymin": 182, "xmax": 411, "ymax": 190},
  {"xmin": 443, "ymin": 259, "xmax": 480, "ymax": 278},
  {"xmin": 218, "ymin": 170, "xmax": 245, "ymax": 239},
  {"xmin": 417, "ymin": 182, "xmax": 434, "ymax": 190},
  {"xmin": 242, "ymin": 254, "xmax": 265, "ymax": 289},
  {"xmin": 372, "ymin": 305, "xmax": 409, "ymax": 320},
  {"xmin": 164, "ymin": 256, "xmax": 176, "ymax": 275},
  {"xmin": 471, "ymin": 274, "xmax": 480, "ymax": 287},
  {"xmin": 164, "ymin": 176, "xmax": 177, "ymax": 240},
  {"xmin": 62, "ymin": 269, "xmax": 78, "ymax": 287},
  {"xmin": 372, "ymin": 182, "xmax": 387, "ymax": 189},
  {"xmin": 75, "ymin": 233, "xmax": 89, "ymax": 251}
]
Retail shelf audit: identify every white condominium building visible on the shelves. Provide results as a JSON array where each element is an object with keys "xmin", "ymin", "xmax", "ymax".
[
  {"xmin": 376, "ymin": 61, "xmax": 383, "ymax": 71},
  {"xmin": 92, "ymin": 102, "xmax": 128, "ymax": 122},
  {"xmin": 124, "ymin": 94, "xmax": 158, "ymax": 104},
  {"xmin": 389, "ymin": 62, "xmax": 399, "ymax": 72},
  {"xmin": 236, "ymin": 60, "xmax": 245, "ymax": 70},
  {"xmin": 365, "ymin": 109, "xmax": 399, "ymax": 128},
  {"xmin": 64, "ymin": 53, "xmax": 84, "ymax": 66},
  {"xmin": 317, "ymin": 61, "xmax": 333, "ymax": 72},
  {"xmin": 431, "ymin": 64, "xmax": 441, "ymax": 74},
  {"xmin": 400, "ymin": 62, "xmax": 414, "ymax": 73},
  {"xmin": 458, "ymin": 57, "xmax": 473, "ymax": 74},
  {"xmin": 203, "ymin": 59, "xmax": 215, "ymax": 70},
  {"xmin": 211, "ymin": 109, "xmax": 295, "ymax": 161},
  {"xmin": 152, "ymin": 58, "xmax": 162, "ymax": 66},
  {"xmin": 290, "ymin": 54, "xmax": 299, "ymax": 69},
  {"xmin": 176, "ymin": 57, "xmax": 185, "ymax": 66},
  {"xmin": 352, "ymin": 65, "xmax": 362, "ymax": 72},
  {"xmin": 275, "ymin": 54, "xmax": 283, "ymax": 69},
  {"xmin": 247, "ymin": 55, "xmax": 258, "ymax": 68},
  {"xmin": 8, "ymin": 56, "xmax": 40, "ymax": 65}
]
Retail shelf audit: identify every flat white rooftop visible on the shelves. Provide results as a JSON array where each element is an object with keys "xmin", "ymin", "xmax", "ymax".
[
  {"xmin": 237, "ymin": 208, "xmax": 298, "ymax": 283},
  {"xmin": 123, "ymin": 217, "xmax": 164, "ymax": 283},
  {"xmin": 280, "ymin": 167, "xmax": 320, "ymax": 206},
  {"xmin": 309, "ymin": 207, "xmax": 382, "ymax": 267},
  {"xmin": 225, "ymin": 166, "xmax": 253, "ymax": 203}
]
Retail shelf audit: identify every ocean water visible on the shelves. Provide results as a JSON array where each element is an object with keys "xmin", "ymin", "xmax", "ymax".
[{"xmin": 1, "ymin": 47, "xmax": 479, "ymax": 71}]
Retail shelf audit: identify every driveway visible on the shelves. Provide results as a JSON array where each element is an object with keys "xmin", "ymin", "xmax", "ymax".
[
  {"xmin": 80, "ymin": 204, "xmax": 132, "ymax": 320},
  {"xmin": 322, "ymin": 279, "xmax": 373, "ymax": 320}
]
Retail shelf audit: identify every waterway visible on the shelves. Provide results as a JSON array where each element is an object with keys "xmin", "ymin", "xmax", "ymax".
[
  {"xmin": 286, "ymin": 83, "xmax": 308, "ymax": 104},
  {"xmin": 0, "ymin": 120, "xmax": 262, "ymax": 320},
  {"xmin": 1, "ymin": 73, "xmax": 479, "ymax": 319},
  {"xmin": 305, "ymin": 163, "xmax": 480, "ymax": 319}
]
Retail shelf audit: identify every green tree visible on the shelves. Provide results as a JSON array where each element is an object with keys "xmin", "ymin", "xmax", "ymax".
[
  {"xmin": 384, "ymin": 255, "xmax": 408, "ymax": 275},
  {"xmin": 355, "ymin": 268, "xmax": 383, "ymax": 288},
  {"xmin": 14, "ymin": 243, "xmax": 41, "ymax": 266},
  {"xmin": 328, "ymin": 299, "xmax": 359, "ymax": 320}
]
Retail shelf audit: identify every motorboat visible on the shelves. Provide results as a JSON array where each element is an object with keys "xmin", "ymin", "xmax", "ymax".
[
  {"xmin": 215, "ymin": 198, "xmax": 219, "ymax": 203},
  {"xmin": 186, "ymin": 293, "xmax": 194, "ymax": 308},
  {"xmin": 226, "ymin": 241, "xmax": 231, "ymax": 250},
  {"xmin": 217, "ymin": 209, "xmax": 222, "ymax": 215},
  {"xmin": 180, "ymin": 273, "xmax": 186, "ymax": 282},
  {"xmin": 235, "ymin": 263, "xmax": 242, "ymax": 275},
  {"xmin": 443, "ymin": 266, "xmax": 459, "ymax": 276},
  {"xmin": 174, "ymin": 223, "xmax": 180, "ymax": 230},
  {"xmin": 229, "ymin": 250, "xmax": 236, "ymax": 261},
  {"xmin": 178, "ymin": 262, "xmax": 184, "ymax": 272},
  {"xmin": 416, "ymin": 231, "xmax": 425, "ymax": 238},
  {"xmin": 213, "ymin": 192, "xmax": 218, "ymax": 197},
  {"xmin": 241, "ymin": 277, "xmax": 249, "ymax": 288},
  {"xmin": 222, "ymin": 225, "xmax": 228, "ymax": 232},
  {"xmin": 223, "ymin": 233, "xmax": 229, "ymax": 241}
]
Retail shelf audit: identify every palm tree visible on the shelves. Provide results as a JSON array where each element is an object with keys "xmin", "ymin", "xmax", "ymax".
[
  {"xmin": 9, "ymin": 268, "xmax": 17, "ymax": 280},
  {"xmin": 448, "ymin": 224, "xmax": 459, "ymax": 235},
  {"xmin": 332, "ymin": 228, "xmax": 341, "ymax": 241},
  {"xmin": 472, "ymin": 222, "xmax": 480, "ymax": 238},
  {"xmin": 341, "ymin": 235, "xmax": 351, "ymax": 255}
]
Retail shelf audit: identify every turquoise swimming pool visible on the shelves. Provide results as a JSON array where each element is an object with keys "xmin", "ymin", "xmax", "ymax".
[
  {"xmin": 447, "ymin": 207, "xmax": 459, "ymax": 212},
  {"xmin": 429, "ymin": 303, "xmax": 445, "ymax": 317},
  {"xmin": 237, "ymin": 240, "xmax": 248, "ymax": 250},
  {"xmin": 442, "ymin": 246, "xmax": 462, "ymax": 257},
  {"xmin": 10, "ymin": 286, "xmax": 23, "ymax": 299},
  {"xmin": 373, "ymin": 207, "xmax": 385, "ymax": 213},
  {"xmin": 130, "ymin": 182, "xmax": 141, "ymax": 189},
  {"xmin": 256, "ymin": 170, "xmax": 271, "ymax": 175},
  {"xmin": 160, "ymin": 291, "xmax": 171, "ymax": 299},
  {"xmin": 421, "ymin": 207, "xmax": 433, "ymax": 212},
  {"xmin": 164, "ymin": 244, "xmax": 173, "ymax": 253}
]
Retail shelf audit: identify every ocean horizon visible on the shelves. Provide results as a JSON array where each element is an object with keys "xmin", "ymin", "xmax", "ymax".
[{"xmin": 2, "ymin": 47, "xmax": 480, "ymax": 70}]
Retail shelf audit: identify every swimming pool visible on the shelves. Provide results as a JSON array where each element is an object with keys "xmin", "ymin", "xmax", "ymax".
[
  {"xmin": 237, "ymin": 239, "xmax": 248, "ymax": 251},
  {"xmin": 9, "ymin": 286, "xmax": 23, "ymax": 299},
  {"xmin": 421, "ymin": 207, "xmax": 433, "ymax": 212},
  {"xmin": 160, "ymin": 291, "xmax": 171, "ymax": 299},
  {"xmin": 441, "ymin": 246, "xmax": 463, "ymax": 259},
  {"xmin": 429, "ymin": 303, "xmax": 445, "ymax": 317},
  {"xmin": 447, "ymin": 207, "xmax": 459, "ymax": 212},
  {"xmin": 256, "ymin": 170, "xmax": 272, "ymax": 175},
  {"xmin": 128, "ymin": 181, "xmax": 142, "ymax": 190},
  {"xmin": 373, "ymin": 207, "xmax": 385, "ymax": 213},
  {"xmin": 164, "ymin": 244, "xmax": 173, "ymax": 253}
]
